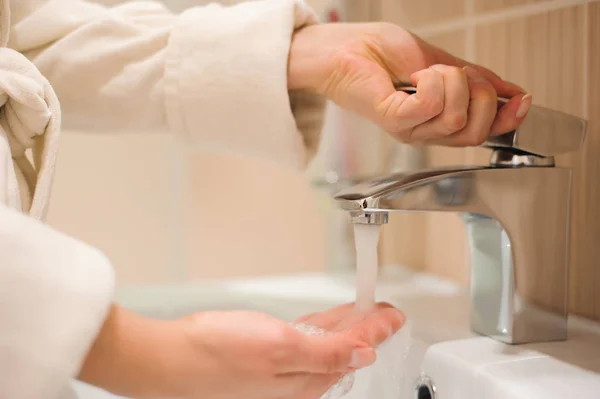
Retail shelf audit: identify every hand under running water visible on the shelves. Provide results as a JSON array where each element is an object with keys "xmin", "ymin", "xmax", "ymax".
[
  {"xmin": 78, "ymin": 303, "xmax": 404, "ymax": 399},
  {"xmin": 288, "ymin": 22, "xmax": 532, "ymax": 146}
]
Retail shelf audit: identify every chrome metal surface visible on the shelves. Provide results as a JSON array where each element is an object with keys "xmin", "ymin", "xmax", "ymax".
[
  {"xmin": 489, "ymin": 149, "xmax": 555, "ymax": 167},
  {"xmin": 395, "ymin": 85, "xmax": 587, "ymax": 157},
  {"xmin": 414, "ymin": 375, "xmax": 436, "ymax": 399},
  {"xmin": 335, "ymin": 103, "xmax": 588, "ymax": 344},
  {"xmin": 351, "ymin": 211, "xmax": 389, "ymax": 225}
]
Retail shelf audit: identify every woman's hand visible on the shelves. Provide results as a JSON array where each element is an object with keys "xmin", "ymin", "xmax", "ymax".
[
  {"xmin": 288, "ymin": 22, "xmax": 532, "ymax": 146},
  {"xmin": 79, "ymin": 303, "xmax": 404, "ymax": 399}
]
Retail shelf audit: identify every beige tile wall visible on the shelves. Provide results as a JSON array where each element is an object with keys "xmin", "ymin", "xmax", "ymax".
[
  {"xmin": 184, "ymin": 151, "xmax": 326, "ymax": 280},
  {"xmin": 46, "ymin": 132, "xmax": 181, "ymax": 285},
  {"xmin": 589, "ymin": 2, "xmax": 600, "ymax": 316},
  {"xmin": 48, "ymin": 134, "xmax": 329, "ymax": 285},
  {"xmin": 379, "ymin": 0, "xmax": 600, "ymax": 320},
  {"xmin": 47, "ymin": 0, "xmax": 334, "ymax": 285},
  {"xmin": 380, "ymin": 0, "xmax": 465, "ymax": 28},
  {"xmin": 474, "ymin": 0, "xmax": 550, "ymax": 14}
]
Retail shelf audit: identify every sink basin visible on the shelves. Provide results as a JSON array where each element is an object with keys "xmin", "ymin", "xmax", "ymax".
[
  {"xmin": 423, "ymin": 312, "xmax": 600, "ymax": 399},
  {"xmin": 71, "ymin": 265, "xmax": 600, "ymax": 399}
]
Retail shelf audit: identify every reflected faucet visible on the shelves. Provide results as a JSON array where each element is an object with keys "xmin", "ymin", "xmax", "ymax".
[{"xmin": 334, "ymin": 93, "xmax": 587, "ymax": 344}]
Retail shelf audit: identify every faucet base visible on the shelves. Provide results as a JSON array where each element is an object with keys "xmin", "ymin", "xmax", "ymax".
[
  {"xmin": 472, "ymin": 301, "xmax": 568, "ymax": 344},
  {"xmin": 463, "ymin": 211, "xmax": 569, "ymax": 345}
]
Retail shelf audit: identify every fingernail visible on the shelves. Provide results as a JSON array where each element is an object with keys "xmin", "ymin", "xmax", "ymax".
[
  {"xmin": 463, "ymin": 66, "xmax": 487, "ymax": 83},
  {"xmin": 430, "ymin": 64, "xmax": 446, "ymax": 71},
  {"xmin": 516, "ymin": 94, "xmax": 533, "ymax": 118},
  {"xmin": 349, "ymin": 348, "xmax": 374, "ymax": 369}
]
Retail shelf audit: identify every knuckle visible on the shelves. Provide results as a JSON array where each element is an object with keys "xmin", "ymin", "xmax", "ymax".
[
  {"xmin": 444, "ymin": 112, "xmax": 468, "ymax": 131},
  {"xmin": 472, "ymin": 132, "xmax": 488, "ymax": 146},
  {"xmin": 388, "ymin": 128, "xmax": 412, "ymax": 143},
  {"xmin": 448, "ymin": 65, "xmax": 466, "ymax": 79},
  {"xmin": 472, "ymin": 85, "xmax": 496, "ymax": 103},
  {"xmin": 429, "ymin": 63, "xmax": 447, "ymax": 72},
  {"xmin": 432, "ymin": 65, "xmax": 466, "ymax": 81},
  {"xmin": 463, "ymin": 131, "xmax": 487, "ymax": 146},
  {"xmin": 420, "ymin": 95, "xmax": 444, "ymax": 116},
  {"xmin": 482, "ymin": 90, "xmax": 498, "ymax": 105}
]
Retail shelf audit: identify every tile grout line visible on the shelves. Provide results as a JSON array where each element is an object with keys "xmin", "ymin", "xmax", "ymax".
[
  {"xmin": 416, "ymin": 0, "xmax": 596, "ymax": 38},
  {"xmin": 581, "ymin": 1, "xmax": 591, "ymax": 317},
  {"xmin": 464, "ymin": 0, "xmax": 476, "ymax": 167},
  {"xmin": 582, "ymin": 2, "xmax": 590, "ymax": 120}
]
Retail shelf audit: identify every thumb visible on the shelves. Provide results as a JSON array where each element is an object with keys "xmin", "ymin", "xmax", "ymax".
[{"xmin": 286, "ymin": 334, "xmax": 376, "ymax": 374}]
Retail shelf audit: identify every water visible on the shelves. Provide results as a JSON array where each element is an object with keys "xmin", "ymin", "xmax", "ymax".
[
  {"xmin": 293, "ymin": 222, "xmax": 412, "ymax": 399},
  {"xmin": 344, "ymin": 321, "xmax": 412, "ymax": 399},
  {"xmin": 353, "ymin": 224, "xmax": 382, "ymax": 311},
  {"xmin": 292, "ymin": 323, "xmax": 356, "ymax": 399},
  {"xmin": 292, "ymin": 320, "xmax": 413, "ymax": 399}
]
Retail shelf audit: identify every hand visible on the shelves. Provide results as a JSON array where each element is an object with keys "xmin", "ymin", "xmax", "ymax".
[
  {"xmin": 79, "ymin": 303, "xmax": 405, "ymax": 399},
  {"xmin": 288, "ymin": 22, "xmax": 532, "ymax": 146}
]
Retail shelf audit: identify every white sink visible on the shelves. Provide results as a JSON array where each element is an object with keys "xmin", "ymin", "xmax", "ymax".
[
  {"xmin": 423, "ymin": 310, "xmax": 600, "ymax": 399},
  {"xmin": 72, "ymin": 265, "xmax": 600, "ymax": 399}
]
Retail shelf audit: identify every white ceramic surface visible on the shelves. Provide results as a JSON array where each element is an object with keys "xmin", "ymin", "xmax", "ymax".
[
  {"xmin": 423, "ymin": 307, "xmax": 600, "ymax": 399},
  {"xmin": 72, "ymin": 265, "xmax": 600, "ymax": 399}
]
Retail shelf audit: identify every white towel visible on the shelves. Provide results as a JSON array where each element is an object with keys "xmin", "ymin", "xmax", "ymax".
[{"xmin": 0, "ymin": 0, "xmax": 60, "ymax": 219}]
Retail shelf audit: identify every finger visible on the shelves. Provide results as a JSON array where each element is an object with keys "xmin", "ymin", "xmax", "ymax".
[
  {"xmin": 294, "ymin": 303, "xmax": 355, "ymax": 330},
  {"xmin": 342, "ymin": 307, "xmax": 406, "ymax": 348},
  {"xmin": 283, "ymin": 334, "xmax": 375, "ymax": 374},
  {"xmin": 432, "ymin": 48, "xmax": 525, "ymax": 98},
  {"xmin": 410, "ymin": 65, "xmax": 470, "ymax": 141},
  {"xmin": 326, "ymin": 302, "xmax": 399, "ymax": 332},
  {"xmin": 490, "ymin": 93, "xmax": 533, "ymax": 135},
  {"xmin": 294, "ymin": 302, "xmax": 397, "ymax": 333},
  {"xmin": 382, "ymin": 67, "xmax": 445, "ymax": 141},
  {"xmin": 427, "ymin": 66, "xmax": 497, "ymax": 147}
]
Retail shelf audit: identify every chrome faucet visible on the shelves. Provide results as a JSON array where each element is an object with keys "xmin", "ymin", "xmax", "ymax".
[{"xmin": 334, "ymin": 92, "xmax": 587, "ymax": 344}]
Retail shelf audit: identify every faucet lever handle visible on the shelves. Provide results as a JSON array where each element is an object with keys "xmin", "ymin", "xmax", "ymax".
[{"xmin": 394, "ymin": 85, "xmax": 587, "ymax": 157}]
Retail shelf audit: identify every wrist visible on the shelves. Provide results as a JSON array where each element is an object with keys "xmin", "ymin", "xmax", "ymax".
[
  {"xmin": 288, "ymin": 25, "xmax": 329, "ymax": 91},
  {"xmin": 78, "ymin": 305, "xmax": 185, "ymax": 398}
]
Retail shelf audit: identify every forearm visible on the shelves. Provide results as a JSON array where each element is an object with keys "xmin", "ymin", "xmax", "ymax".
[
  {"xmin": 11, "ymin": 0, "xmax": 325, "ymax": 169},
  {"xmin": 79, "ymin": 304, "xmax": 185, "ymax": 398}
]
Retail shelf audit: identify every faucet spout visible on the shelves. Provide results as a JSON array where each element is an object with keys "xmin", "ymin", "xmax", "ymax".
[
  {"xmin": 335, "ymin": 160, "xmax": 572, "ymax": 344},
  {"xmin": 333, "ymin": 95, "xmax": 587, "ymax": 344},
  {"xmin": 335, "ymin": 166, "xmax": 488, "ymax": 218}
]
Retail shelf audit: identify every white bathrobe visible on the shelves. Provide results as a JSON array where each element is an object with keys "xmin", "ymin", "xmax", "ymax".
[{"xmin": 0, "ymin": 0, "xmax": 325, "ymax": 397}]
